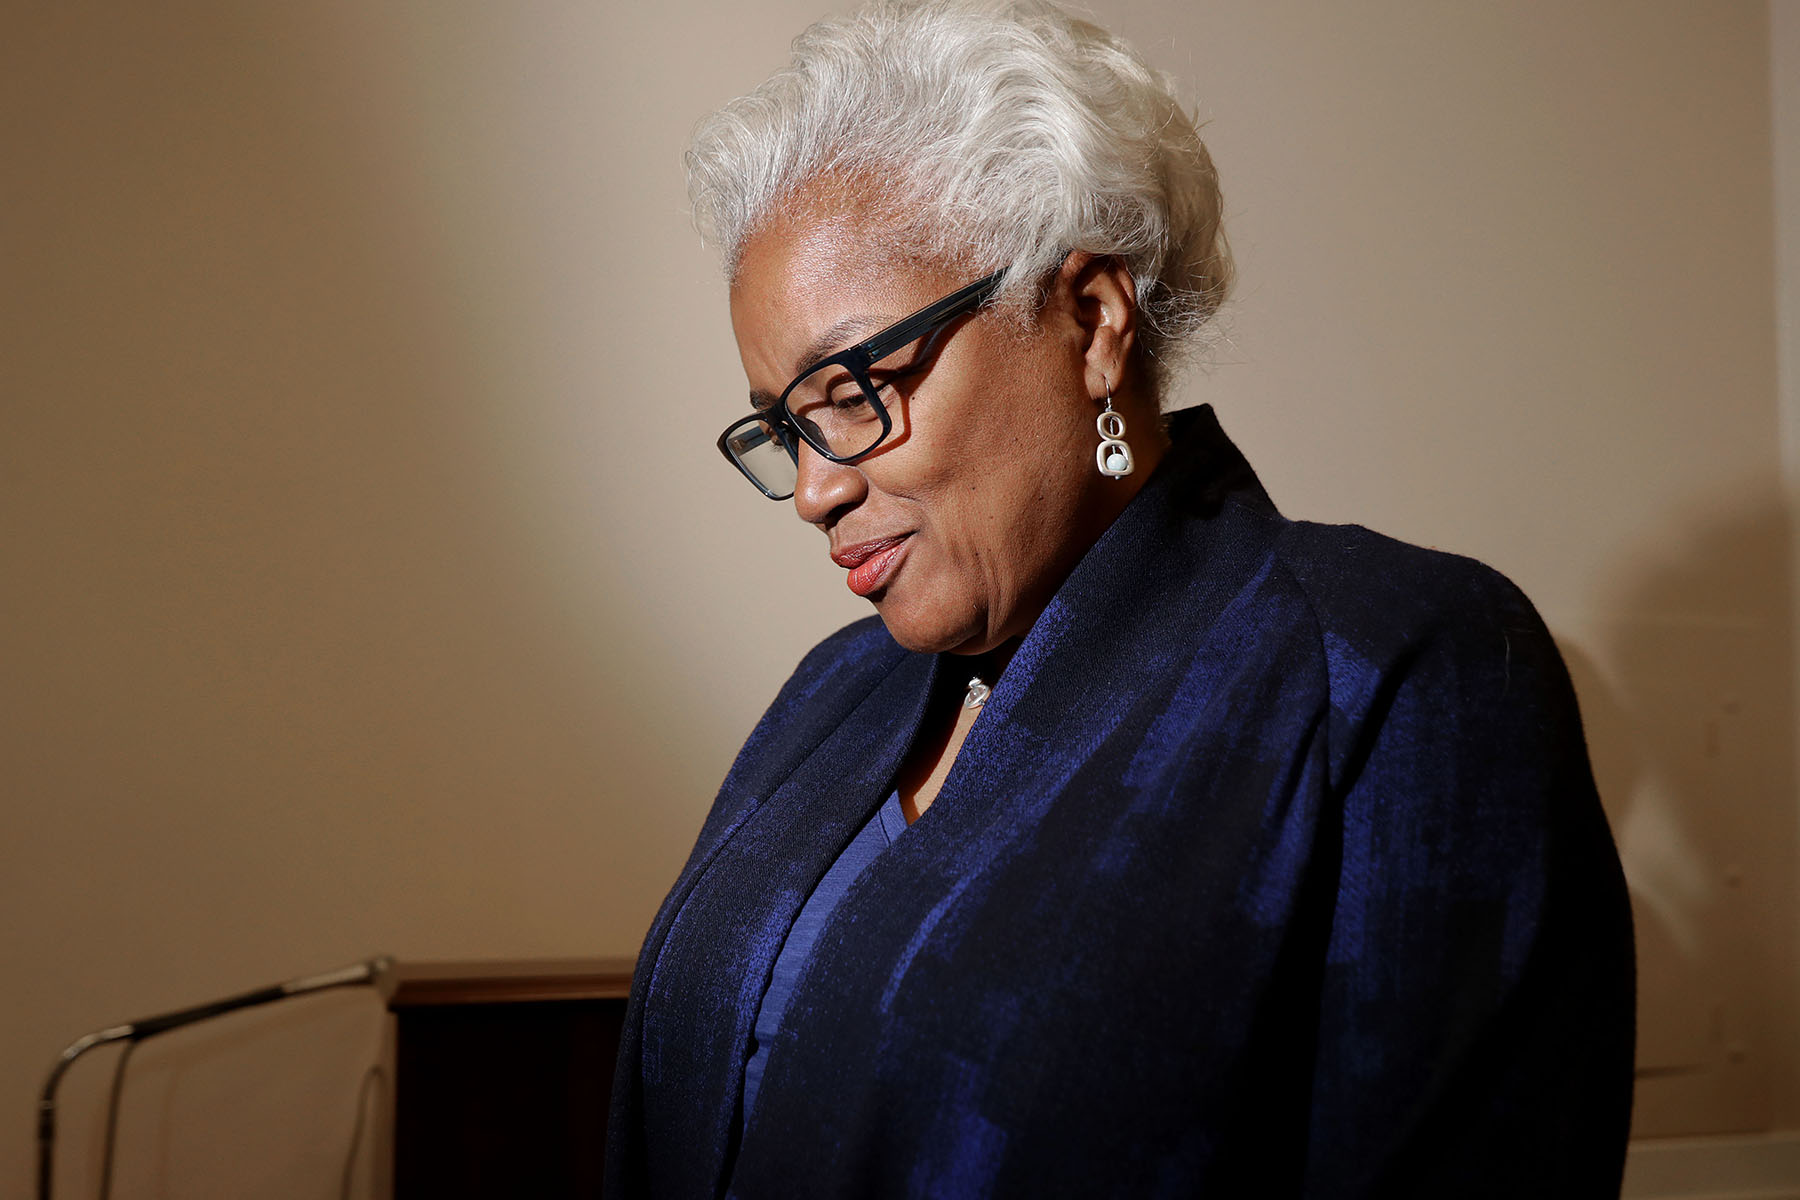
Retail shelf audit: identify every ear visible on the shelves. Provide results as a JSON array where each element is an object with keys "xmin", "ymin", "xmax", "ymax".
[{"xmin": 1058, "ymin": 252, "xmax": 1139, "ymax": 399}]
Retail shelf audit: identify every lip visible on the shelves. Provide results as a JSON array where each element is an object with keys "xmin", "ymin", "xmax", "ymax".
[{"xmin": 832, "ymin": 534, "xmax": 912, "ymax": 597}]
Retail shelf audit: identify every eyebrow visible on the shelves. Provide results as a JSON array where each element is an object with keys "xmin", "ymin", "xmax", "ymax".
[
  {"xmin": 796, "ymin": 315, "xmax": 889, "ymax": 372},
  {"xmin": 746, "ymin": 313, "xmax": 894, "ymax": 410}
]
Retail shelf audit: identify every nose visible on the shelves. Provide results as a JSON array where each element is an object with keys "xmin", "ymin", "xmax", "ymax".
[{"xmin": 792, "ymin": 442, "xmax": 866, "ymax": 527}]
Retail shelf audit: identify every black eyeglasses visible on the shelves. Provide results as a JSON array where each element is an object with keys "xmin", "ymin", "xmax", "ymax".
[{"xmin": 716, "ymin": 266, "xmax": 1008, "ymax": 500}]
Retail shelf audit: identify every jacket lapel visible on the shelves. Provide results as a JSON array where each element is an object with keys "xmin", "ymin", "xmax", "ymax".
[{"xmin": 635, "ymin": 644, "xmax": 939, "ymax": 1197}]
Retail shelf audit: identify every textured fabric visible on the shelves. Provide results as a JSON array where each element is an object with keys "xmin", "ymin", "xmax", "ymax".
[
  {"xmin": 740, "ymin": 790, "xmax": 909, "ymax": 1126},
  {"xmin": 605, "ymin": 406, "xmax": 1635, "ymax": 1200}
]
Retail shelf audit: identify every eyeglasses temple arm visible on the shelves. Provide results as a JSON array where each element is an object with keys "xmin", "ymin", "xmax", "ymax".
[{"xmin": 856, "ymin": 267, "xmax": 1008, "ymax": 365}]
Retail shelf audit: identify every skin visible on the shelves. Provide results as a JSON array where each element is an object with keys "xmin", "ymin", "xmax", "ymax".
[{"xmin": 729, "ymin": 193, "xmax": 1167, "ymax": 821}]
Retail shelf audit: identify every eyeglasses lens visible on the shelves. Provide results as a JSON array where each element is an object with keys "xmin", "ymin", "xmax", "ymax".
[
  {"xmin": 785, "ymin": 363, "xmax": 887, "ymax": 462},
  {"xmin": 724, "ymin": 417, "xmax": 798, "ymax": 498}
]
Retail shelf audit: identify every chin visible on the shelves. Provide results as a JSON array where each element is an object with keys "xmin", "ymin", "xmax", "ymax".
[
  {"xmin": 873, "ymin": 599, "xmax": 995, "ymax": 657},
  {"xmin": 875, "ymin": 613, "xmax": 959, "ymax": 655},
  {"xmin": 871, "ymin": 600, "xmax": 966, "ymax": 655}
]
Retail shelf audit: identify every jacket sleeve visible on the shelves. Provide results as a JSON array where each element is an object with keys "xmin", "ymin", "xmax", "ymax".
[{"xmin": 1301, "ymin": 567, "xmax": 1635, "ymax": 1199}]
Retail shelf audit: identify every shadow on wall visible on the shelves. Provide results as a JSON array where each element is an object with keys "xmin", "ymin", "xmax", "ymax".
[{"xmin": 1560, "ymin": 493, "xmax": 1798, "ymax": 1138}]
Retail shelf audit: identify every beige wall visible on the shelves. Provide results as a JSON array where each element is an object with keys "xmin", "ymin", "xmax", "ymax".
[{"xmin": 2, "ymin": 1, "xmax": 1790, "ymax": 1192}]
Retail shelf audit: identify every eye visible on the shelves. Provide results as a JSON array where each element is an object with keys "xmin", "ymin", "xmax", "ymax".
[{"xmin": 829, "ymin": 383, "xmax": 873, "ymax": 410}]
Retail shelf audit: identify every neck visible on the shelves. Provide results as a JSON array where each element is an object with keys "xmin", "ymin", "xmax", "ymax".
[{"xmin": 965, "ymin": 640, "xmax": 1018, "ymax": 683}]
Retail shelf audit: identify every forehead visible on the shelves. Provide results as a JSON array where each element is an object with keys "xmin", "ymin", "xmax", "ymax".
[{"xmin": 728, "ymin": 204, "xmax": 959, "ymax": 381}]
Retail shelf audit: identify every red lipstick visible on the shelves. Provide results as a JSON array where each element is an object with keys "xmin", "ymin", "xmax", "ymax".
[{"xmin": 832, "ymin": 535, "xmax": 911, "ymax": 597}]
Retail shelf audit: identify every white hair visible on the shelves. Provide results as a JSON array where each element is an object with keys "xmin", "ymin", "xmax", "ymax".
[{"xmin": 685, "ymin": 0, "xmax": 1233, "ymax": 396}]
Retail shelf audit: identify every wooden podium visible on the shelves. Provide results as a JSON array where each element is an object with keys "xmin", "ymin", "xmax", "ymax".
[{"xmin": 389, "ymin": 958, "xmax": 634, "ymax": 1198}]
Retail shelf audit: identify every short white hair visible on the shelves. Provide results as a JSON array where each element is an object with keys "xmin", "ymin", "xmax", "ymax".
[{"xmin": 686, "ymin": 0, "xmax": 1233, "ymax": 396}]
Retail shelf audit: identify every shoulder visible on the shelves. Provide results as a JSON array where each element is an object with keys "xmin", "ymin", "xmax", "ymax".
[
  {"xmin": 1268, "ymin": 520, "xmax": 1555, "ymax": 694},
  {"xmin": 1262, "ymin": 519, "xmax": 1580, "ymax": 789},
  {"xmin": 719, "ymin": 615, "xmax": 908, "ymax": 787},
  {"xmin": 772, "ymin": 615, "xmax": 907, "ymax": 715},
  {"xmin": 1270, "ymin": 519, "xmax": 1542, "ymax": 653}
]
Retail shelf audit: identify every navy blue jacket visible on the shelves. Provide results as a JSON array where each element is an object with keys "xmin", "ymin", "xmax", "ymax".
[{"xmin": 607, "ymin": 406, "xmax": 1634, "ymax": 1198}]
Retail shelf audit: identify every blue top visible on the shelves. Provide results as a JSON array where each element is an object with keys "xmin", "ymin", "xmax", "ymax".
[{"xmin": 739, "ymin": 789, "xmax": 910, "ymax": 1127}]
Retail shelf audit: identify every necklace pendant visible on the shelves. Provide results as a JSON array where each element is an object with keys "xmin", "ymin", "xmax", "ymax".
[{"xmin": 963, "ymin": 676, "xmax": 991, "ymax": 709}]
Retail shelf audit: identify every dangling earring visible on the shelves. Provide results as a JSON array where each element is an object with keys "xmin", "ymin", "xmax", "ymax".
[{"xmin": 1095, "ymin": 380, "xmax": 1134, "ymax": 478}]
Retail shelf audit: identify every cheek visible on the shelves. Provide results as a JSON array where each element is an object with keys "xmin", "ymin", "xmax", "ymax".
[
  {"xmin": 872, "ymin": 322, "xmax": 1090, "ymax": 574},
  {"xmin": 917, "ymin": 407, "xmax": 1089, "ymax": 578},
  {"xmin": 919, "ymin": 336, "xmax": 1077, "ymax": 482}
]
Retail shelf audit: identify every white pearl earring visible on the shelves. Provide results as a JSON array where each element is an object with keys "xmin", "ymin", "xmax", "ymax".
[{"xmin": 1095, "ymin": 382, "xmax": 1134, "ymax": 478}]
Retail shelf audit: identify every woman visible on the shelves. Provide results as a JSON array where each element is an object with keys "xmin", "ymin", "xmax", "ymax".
[{"xmin": 608, "ymin": 2, "xmax": 1634, "ymax": 1196}]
